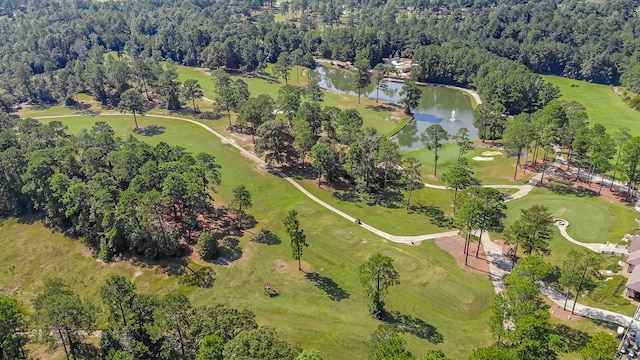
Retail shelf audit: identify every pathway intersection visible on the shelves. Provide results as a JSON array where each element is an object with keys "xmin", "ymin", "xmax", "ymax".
[{"xmin": 34, "ymin": 113, "xmax": 636, "ymax": 327}]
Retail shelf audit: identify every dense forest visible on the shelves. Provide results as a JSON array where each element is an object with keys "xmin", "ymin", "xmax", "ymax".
[
  {"xmin": 0, "ymin": 116, "xmax": 224, "ymax": 261},
  {"xmin": 0, "ymin": 0, "xmax": 639, "ymax": 113}
]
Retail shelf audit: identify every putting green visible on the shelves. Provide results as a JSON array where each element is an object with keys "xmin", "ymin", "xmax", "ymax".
[{"xmin": 504, "ymin": 187, "xmax": 637, "ymax": 244}]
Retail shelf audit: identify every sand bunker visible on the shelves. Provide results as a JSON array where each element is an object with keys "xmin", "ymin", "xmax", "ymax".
[
  {"xmin": 481, "ymin": 151, "xmax": 504, "ymax": 156},
  {"xmin": 472, "ymin": 156, "xmax": 494, "ymax": 161}
]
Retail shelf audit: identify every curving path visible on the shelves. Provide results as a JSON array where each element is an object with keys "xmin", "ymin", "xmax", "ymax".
[
  {"xmin": 553, "ymin": 219, "xmax": 628, "ymax": 255},
  {"xmin": 35, "ymin": 112, "xmax": 635, "ymax": 327}
]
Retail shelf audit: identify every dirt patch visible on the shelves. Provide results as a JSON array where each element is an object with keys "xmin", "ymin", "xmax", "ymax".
[
  {"xmin": 274, "ymin": 259, "xmax": 289, "ymax": 271},
  {"xmin": 546, "ymin": 298, "xmax": 583, "ymax": 322},
  {"xmin": 435, "ymin": 235, "xmax": 491, "ymax": 275},
  {"xmin": 545, "ymin": 174, "xmax": 635, "ymax": 205}
]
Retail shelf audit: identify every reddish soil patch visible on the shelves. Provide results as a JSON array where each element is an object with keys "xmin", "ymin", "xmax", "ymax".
[
  {"xmin": 435, "ymin": 235, "xmax": 491, "ymax": 276},
  {"xmin": 544, "ymin": 173, "xmax": 636, "ymax": 205},
  {"xmin": 546, "ymin": 298, "xmax": 583, "ymax": 322}
]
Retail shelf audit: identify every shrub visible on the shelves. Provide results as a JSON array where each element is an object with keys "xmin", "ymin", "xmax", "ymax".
[{"xmin": 197, "ymin": 231, "xmax": 219, "ymax": 260}]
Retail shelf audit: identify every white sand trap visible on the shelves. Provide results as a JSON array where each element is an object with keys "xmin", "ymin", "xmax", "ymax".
[
  {"xmin": 482, "ymin": 151, "xmax": 504, "ymax": 156},
  {"xmin": 472, "ymin": 156, "xmax": 494, "ymax": 161}
]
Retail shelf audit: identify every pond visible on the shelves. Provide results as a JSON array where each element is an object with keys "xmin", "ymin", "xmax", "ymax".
[{"xmin": 312, "ymin": 65, "xmax": 477, "ymax": 150}]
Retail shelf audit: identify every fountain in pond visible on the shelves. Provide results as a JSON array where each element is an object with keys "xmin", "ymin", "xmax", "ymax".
[{"xmin": 450, "ymin": 110, "xmax": 456, "ymax": 121}]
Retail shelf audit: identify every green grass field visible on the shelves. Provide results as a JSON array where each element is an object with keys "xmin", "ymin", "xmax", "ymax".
[
  {"xmin": 405, "ymin": 144, "xmax": 533, "ymax": 185},
  {"xmin": 503, "ymin": 186, "xmax": 637, "ymax": 247},
  {"xmin": 16, "ymin": 114, "xmax": 497, "ymax": 359},
  {"xmin": 542, "ymin": 75, "xmax": 640, "ymax": 137}
]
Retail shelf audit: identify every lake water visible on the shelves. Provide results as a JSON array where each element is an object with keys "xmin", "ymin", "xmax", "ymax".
[{"xmin": 312, "ymin": 66, "xmax": 477, "ymax": 150}]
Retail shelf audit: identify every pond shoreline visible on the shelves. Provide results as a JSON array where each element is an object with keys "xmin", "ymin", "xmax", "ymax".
[{"xmin": 314, "ymin": 59, "xmax": 483, "ymax": 107}]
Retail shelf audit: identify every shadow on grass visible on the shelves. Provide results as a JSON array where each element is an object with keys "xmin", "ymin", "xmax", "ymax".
[
  {"xmin": 134, "ymin": 125, "xmax": 166, "ymax": 136},
  {"xmin": 181, "ymin": 265, "xmax": 215, "ymax": 288},
  {"xmin": 79, "ymin": 110, "xmax": 101, "ymax": 116},
  {"xmin": 281, "ymin": 165, "xmax": 317, "ymax": 181},
  {"xmin": 410, "ymin": 204, "xmax": 454, "ymax": 228},
  {"xmin": 385, "ymin": 311, "xmax": 444, "ymax": 344},
  {"xmin": 251, "ymin": 229, "xmax": 281, "ymax": 245},
  {"xmin": 333, "ymin": 190, "xmax": 360, "ymax": 203},
  {"xmin": 219, "ymin": 237, "xmax": 243, "ymax": 261},
  {"xmin": 16, "ymin": 214, "xmax": 40, "ymax": 225},
  {"xmin": 365, "ymin": 104, "xmax": 401, "ymax": 112},
  {"xmin": 305, "ymin": 272, "xmax": 350, "ymax": 301},
  {"xmin": 546, "ymin": 180, "xmax": 596, "ymax": 198},
  {"xmin": 126, "ymin": 255, "xmax": 189, "ymax": 276},
  {"xmin": 552, "ymin": 324, "xmax": 591, "ymax": 352}
]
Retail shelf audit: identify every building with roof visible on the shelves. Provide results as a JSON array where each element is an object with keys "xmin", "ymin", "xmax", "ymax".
[{"xmin": 625, "ymin": 236, "xmax": 640, "ymax": 299}]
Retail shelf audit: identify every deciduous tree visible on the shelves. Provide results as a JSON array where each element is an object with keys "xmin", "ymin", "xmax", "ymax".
[
  {"xmin": 367, "ymin": 324, "xmax": 413, "ymax": 360},
  {"xmin": 310, "ymin": 143, "xmax": 339, "ymax": 187},
  {"xmin": 0, "ymin": 295, "xmax": 28, "ymax": 360},
  {"xmin": 579, "ymin": 332, "xmax": 618, "ymax": 360}
]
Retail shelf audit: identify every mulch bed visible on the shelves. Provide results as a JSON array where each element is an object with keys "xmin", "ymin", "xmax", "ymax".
[{"xmin": 435, "ymin": 235, "xmax": 491, "ymax": 276}]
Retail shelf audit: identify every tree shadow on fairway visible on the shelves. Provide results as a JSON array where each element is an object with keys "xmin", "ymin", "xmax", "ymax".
[
  {"xmin": 409, "ymin": 204, "xmax": 454, "ymax": 228},
  {"xmin": 181, "ymin": 265, "xmax": 215, "ymax": 288},
  {"xmin": 305, "ymin": 272, "xmax": 350, "ymax": 301},
  {"xmin": 332, "ymin": 190, "xmax": 360, "ymax": 203},
  {"xmin": 365, "ymin": 104, "xmax": 401, "ymax": 112},
  {"xmin": 219, "ymin": 237, "xmax": 243, "ymax": 261},
  {"xmin": 251, "ymin": 229, "xmax": 281, "ymax": 245},
  {"xmin": 385, "ymin": 311, "xmax": 444, "ymax": 344},
  {"xmin": 546, "ymin": 180, "xmax": 596, "ymax": 198},
  {"xmin": 134, "ymin": 124, "xmax": 166, "ymax": 136},
  {"xmin": 552, "ymin": 324, "xmax": 590, "ymax": 352}
]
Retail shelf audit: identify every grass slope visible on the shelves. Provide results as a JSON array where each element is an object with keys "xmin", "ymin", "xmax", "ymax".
[
  {"xmin": 542, "ymin": 75, "xmax": 640, "ymax": 137},
  {"xmin": 22, "ymin": 115, "xmax": 496, "ymax": 359}
]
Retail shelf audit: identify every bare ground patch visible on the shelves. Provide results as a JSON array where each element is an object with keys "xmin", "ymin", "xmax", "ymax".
[{"xmin": 435, "ymin": 235, "xmax": 491, "ymax": 276}]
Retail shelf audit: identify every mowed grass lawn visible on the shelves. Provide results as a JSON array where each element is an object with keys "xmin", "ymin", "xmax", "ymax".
[
  {"xmin": 26, "ymin": 115, "xmax": 496, "ymax": 359},
  {"xmin": 503, "ymin": 186, "xmax": 637, "ymax": 245},
  {"xmin": 543, "ymin": 75, "xmax": 640, "ymax": 137},
  {"xmin": 405, "ymin": 144, "xmax": 533, "ymax": 185}
]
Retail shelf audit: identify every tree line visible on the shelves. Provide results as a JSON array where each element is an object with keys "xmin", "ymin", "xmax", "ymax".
[
  {"xmin": 501, "ymin": 99, "xmax": 640, "ymax": 200},
  {"xmin": 0, "ymin": 276, "xmax": 319, "ymax": 360}
]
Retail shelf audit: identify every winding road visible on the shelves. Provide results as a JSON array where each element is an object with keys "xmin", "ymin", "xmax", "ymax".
[{"xmin": 34, "ymin": 112, "xmax": 637, "ymax": 327}]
